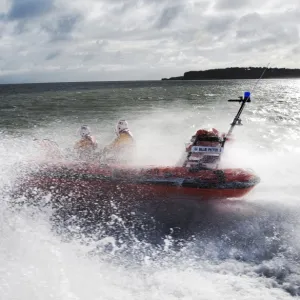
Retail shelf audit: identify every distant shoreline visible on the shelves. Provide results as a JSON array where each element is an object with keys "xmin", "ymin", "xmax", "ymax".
[{"xmin": 161, "ymin": 67, "xmax": 300, "ymax": 80}]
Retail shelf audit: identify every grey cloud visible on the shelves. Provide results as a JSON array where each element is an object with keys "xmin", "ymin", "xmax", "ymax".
[
  {"xmin": 236, "ymin": 28, "xmax": 259, "ymax": 39},
  {"xmin": 7, "ymin": 0, "xmax": 54, "ymax": 20},
  {"xmin": 42, "ymin": 14, "xmax": 81, "ymax": 42},
  {"xmin": 235, "ymin": 29, "xmax": 299, "ymax": 53},
  {"xmin": 237, "ymin": 12, "xmax": 263, "ymax": 29},
  {"xmin": 45, "ymin": 51, "xmax": 61, "ymax": 60},
  {"xmin": 172, "ymin": 29, "xmax": 198, "ymax": 43},
  {"xmin": 155, "ymin": 5, "xmax": 182, "ymax": 29},
  {"xmin": 13, "ymin": 20, "xmax": 29, "ymax": 35},
  {"xmin": 292, "ymin": 45, "xmax": 300, "ymax": 55},
  {"xmin": 109, "ymin": 1, "xmax": 136, "ymax": 14},
  {"xmin": 83, "ymin": 54, "xmax": 94, "ymax": 62},
  {"xmin": 214, "ymin": 0, "xmax": 250, "ymax": 10},
  {"xmin": 235, "ymin": 38, "xmax": 276, "ymax": 53},
  {"xmin": 204, "ymin": 14, "xmax": 236, "ymax": 34},
  {"xmin": 275, "ymin": 27, "xmax": 299, "ymax": 44},
  {"xmin": 237, "ymin": 10, "xmax": 300, "ymax": 33},
  {"xmin": 96, "ymin": 40, "xmax": 108, "ymax": 47},
  {"xmin": 235, "ymin": 11, "xmax": 299, "ymax": 52}
]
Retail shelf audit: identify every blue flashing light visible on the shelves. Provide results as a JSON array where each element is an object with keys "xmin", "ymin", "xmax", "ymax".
[{"xmin": 244, "ymin": 91, "xmax": 251, "ymax": 99}]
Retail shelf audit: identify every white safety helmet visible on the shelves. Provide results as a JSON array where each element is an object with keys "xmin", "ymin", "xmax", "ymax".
[
  {"xmin": 79, "ymin": 125, "xmax": 91, "ymax": 138},
  {"xmin": 115, "ymin": 119, "xmax": 129, "ymax": 134}
]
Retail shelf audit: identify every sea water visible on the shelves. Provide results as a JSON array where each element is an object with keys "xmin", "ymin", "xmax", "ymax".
[{"xmin": 0, "ymin": 79, "xmax": 299, "ymax": 299}]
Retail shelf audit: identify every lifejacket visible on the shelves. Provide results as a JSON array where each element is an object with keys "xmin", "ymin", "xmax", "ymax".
[
  {"xmin": 74, "ymin": 135, "xmax": 97, "ymax": 160},
  {"xmin": 107, "ymin": 130, "xmax": 134, "ymax": 151},
  {"xmin": 186, "ymin": 128, "xmax": 222, "ymax": 150},
  {"xmin": 196, "ymin": 128, "xmax": 219, "ymax": 136},
  {"xmin": 105, "ymin": 130, "xmax": 135, "ymax": 163},
  {"xmin": 75, "ymin": 135, "xmax": 97, "ymax": 149}
]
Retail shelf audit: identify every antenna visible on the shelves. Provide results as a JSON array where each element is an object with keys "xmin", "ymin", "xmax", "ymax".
[{"xmin": 221, "ymin": 64, "xmax": 270, "ymax": 149}]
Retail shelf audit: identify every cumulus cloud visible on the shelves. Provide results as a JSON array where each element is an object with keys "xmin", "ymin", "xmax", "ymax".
[
  {"xmin": 7, "ymin": 0, "xmax": 54, "ymax": 20},
  {"xmin": 0, "ymin": 0, "xmax": 299, "ymax": 83}
]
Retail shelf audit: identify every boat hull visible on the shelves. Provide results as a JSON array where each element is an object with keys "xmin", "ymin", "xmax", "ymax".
[{"xmin": 14, "ymin": 162, "xmax": 260, "ymax": 202}]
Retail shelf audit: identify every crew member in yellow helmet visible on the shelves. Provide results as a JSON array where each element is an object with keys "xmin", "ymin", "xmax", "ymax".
[
  {"xmin": 103, "ymin": 119, "xmax": 135, "ymax": 163},
  {"xmin": 74, "ymin": 125, "xmax": 97, "ymax": 161}
]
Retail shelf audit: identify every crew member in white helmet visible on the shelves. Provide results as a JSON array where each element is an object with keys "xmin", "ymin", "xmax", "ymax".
[
  {"xmin": 74, "ymin": 125, "xmax": 97, "ymax": 160},
  {"xmin": 103, "ymin": 119, "xmax": 135, "ymax": 163}
]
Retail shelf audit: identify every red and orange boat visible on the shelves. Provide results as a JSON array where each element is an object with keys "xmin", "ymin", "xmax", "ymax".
[{"xmin": 14, "ymin": 92, "xmax": 260, "ymax": 203}]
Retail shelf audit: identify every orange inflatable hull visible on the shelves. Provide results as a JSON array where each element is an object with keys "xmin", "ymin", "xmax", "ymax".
[{"xmin": 15, "ymin": 162, "xmax": 260, "ymax": 202}]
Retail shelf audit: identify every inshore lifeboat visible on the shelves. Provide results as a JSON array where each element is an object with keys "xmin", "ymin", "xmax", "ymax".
[
  {"xmin": 15, "ymin": 161, "xmax": 260, "ymax": 202},
  {"xmin": 15, "ymin": 93, "xmax": 259, "ymax": 203}
]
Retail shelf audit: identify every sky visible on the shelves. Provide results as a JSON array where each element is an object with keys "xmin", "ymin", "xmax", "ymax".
[{"xmin": 0, "ymin": 0, "xmax": 299, "ymax": 83}]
